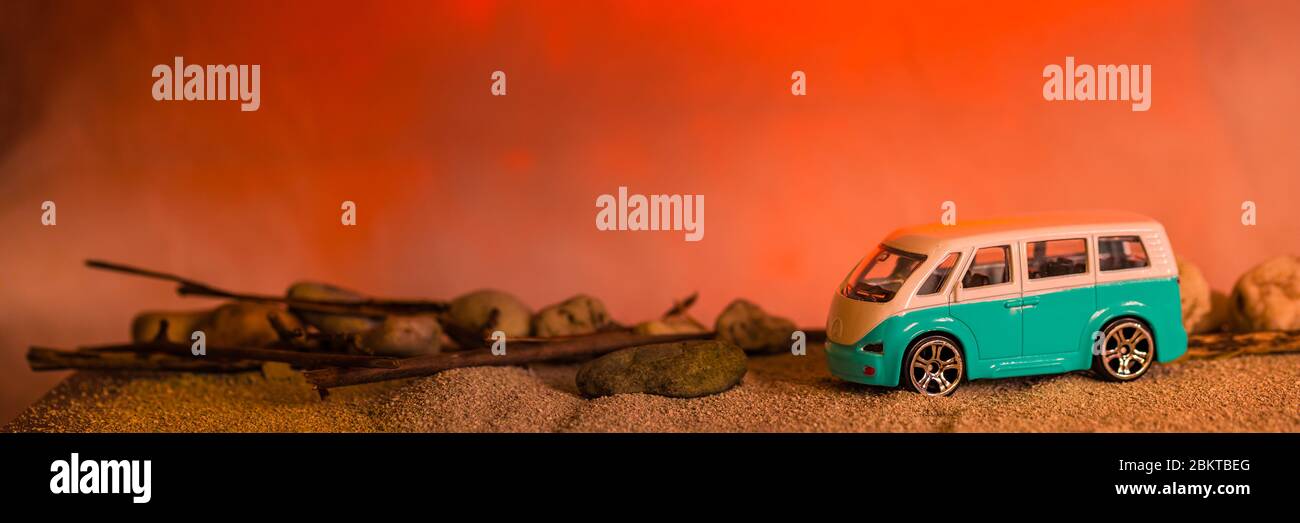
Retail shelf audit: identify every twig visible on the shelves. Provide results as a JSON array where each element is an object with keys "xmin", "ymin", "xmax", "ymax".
[
  {"xmin": 304, "ymin": 331, "xmax": 715, "ymax": 390},
  {"xmin": 28, "ymin": 347, "xmax": 259, "ymax": 373},
  {"xmin": 85, "ymin": 259, "xmax": 448, "ymax": 317},
  {"xmin": 662, "ymin": 292, "xmax": 699, "ymax": 318},
  {"xmin": 505, "ymin": 327, "xmax": 826, "ymax": 345},
  {"xmin": 267, "ymin": 312, "xmax": 363, "ymax": 353},
  {"xmin": 77, "ymin": 342, "xmax": 400, "ymax": 369}
]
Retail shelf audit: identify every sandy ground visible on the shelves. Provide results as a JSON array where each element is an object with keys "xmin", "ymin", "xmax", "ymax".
[{"xmin": 5, "ymin": 344, "xmax": 1298, "ymax": 432}]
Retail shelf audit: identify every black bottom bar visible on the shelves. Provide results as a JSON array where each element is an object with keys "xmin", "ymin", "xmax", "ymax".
[{"xmin": 1, "ymin": 433, "xmax": 1291, "ymax": 511}]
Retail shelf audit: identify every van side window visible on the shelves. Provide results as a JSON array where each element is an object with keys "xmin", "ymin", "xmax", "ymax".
[
  {"xmin": 1098, "ymin": 236, "xmax": 1150, "ymax": 271},
  {"xmin": 962, "ymin": 246, "xmax": 1010, "ymax": 288},
  {"xmin": 917, "ymin": 252, "xmax": 960, "ymax": 295},
  {"xmin": 1027, "ymin": 238, "xmax": 1088, "ymax": 279}
]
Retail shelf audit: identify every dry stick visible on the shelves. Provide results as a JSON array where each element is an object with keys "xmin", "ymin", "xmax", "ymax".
[
  {"xmin": 28, "ymin": 347, "xmax": 259, "ymax": 373},
  {"xmin": 79, "ymin": 315, "xmax": 394, "ymax": 369},
  {"xmin": 662, "ymin": 292, "xmax": 699, "ymax": 318},
  {"xmin": 305, "ymin": 331, "xmax": 715, "ymax": 390},
  {"xmin": 85, "ymin": 259, "xmax": 448, "ymax": 317},
  {"xmin": 510, "ymin": 327, "xmax": 827, "ymax": 345},
  {"xmin": 1183, "ymin": 330, "xmax": 1300, "ymax": 359},
  {"xmin": 79, "ymin": 342, "xmax": 401, "ymax": 369}
]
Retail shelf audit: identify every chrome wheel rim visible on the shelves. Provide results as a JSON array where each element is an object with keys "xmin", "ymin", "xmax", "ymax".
[
  {"xmin": 909, "ymin": 338, "xmax": 962, "ymax": 395},
  {"xmin": 1101, "ymin": 321, "xmax": 1153, "ymax": 379}
]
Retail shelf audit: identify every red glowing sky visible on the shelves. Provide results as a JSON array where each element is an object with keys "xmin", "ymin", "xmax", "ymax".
[{"xmin": 1, "ymin": 0, "xmax": 1298, "ymax": 421}]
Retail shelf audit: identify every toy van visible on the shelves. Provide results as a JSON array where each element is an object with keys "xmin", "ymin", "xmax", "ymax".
[{"xmin": 824, "ymin": 211, "xmax": 1186, "ymax": 396}]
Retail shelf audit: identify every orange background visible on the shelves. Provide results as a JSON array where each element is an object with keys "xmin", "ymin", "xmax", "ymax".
[{"xmin": 1, "ymin": 0, "xmax": 1297, "ymax": 423}]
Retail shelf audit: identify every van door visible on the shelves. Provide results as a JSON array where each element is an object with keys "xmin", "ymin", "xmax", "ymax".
[
  {"xmin": 1020, "ymin": 237, "xmax": 1096, "ymax": 357},
  {"xmin": 950, "ymin": 244, "xmax": 1023, "ymax": 360}
]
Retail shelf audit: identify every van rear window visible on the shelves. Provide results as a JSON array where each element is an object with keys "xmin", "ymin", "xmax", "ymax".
[
  {"xmin": 1027, "ymin": 238, "xmax": 1088, "ymax": 279},
  {"xmin": 1098, "ymin": 236, "xmax": 1150, "ymax": 271}
]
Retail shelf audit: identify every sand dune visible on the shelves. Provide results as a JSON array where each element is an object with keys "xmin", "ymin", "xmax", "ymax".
[{"xmin": 6, "ymin": 345, "xmax": 1297, "ymax": 432}]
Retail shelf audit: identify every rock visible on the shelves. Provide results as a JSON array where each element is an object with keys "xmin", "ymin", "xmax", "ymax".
[
  {"xmin": 198, "ymin": 302, "xmax": 302, "ymax": 347},
  {"xmin": 363, "ymin": 314, "xmax": 443, "ymax": 357},
  {"xmin": 131, "ymin": 309, "xmax": 213, "ymax": 343},
  {"xmin": 714, "ymin": 299, "xmax": 797, "ymax": 353},
  {"xmin": 1200, "ymin": 290, "xmax": 1231, "ymax": 334},
  {"xmin": 531, "ymin": 294, "xmax": 613, "ymax": 337},
  {"xmin": 1178, "ymin": 258, "xmax": 1212, "ymax": 333},
  {"xmin": 1229, "ymin": 255, "xmax": 1300, "ymax": 332},
  {"xmin": 286, "ymin": 282, "xmax": 379, "ymax": 335},
  {"xmin": 576, "ymin": 340, "xmax": 747, "ymax": 398},
  {"xmin": 632, "ymin": 314, "xmax": 709, "ymax": 335},
  {"xmin": 260, "ymin": 361, "xmax": 299, "ymax": 381},
  {"xmin": 444, "ymin": 289, "xmax": 532, "ymax": 347}
]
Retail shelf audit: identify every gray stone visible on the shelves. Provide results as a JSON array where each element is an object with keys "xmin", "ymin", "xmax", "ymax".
[
  {"xmin": 131, "ymin": 309, "xmax": 213, "ymax": 343},
  {"xmin": 198, "ymin": 302, "xmax": 301, "ymax": 347},
  {"xmin": 445, "ymin": 289, "xmax": 532, "ymax": 347},
  {"xmin": 286, "ymin": 281, "xmax": 379, "ymax": 335},
  {"xmin": 714, "ymin": 299, "xmax": 797, "ymax": 353},
  {"xmin": 1178, "ymin": 258, "xmax": 1212, "ymax": 333},
  {"xmin": 1230, "ymin": 255, "xmax": 1300, "ymax": 332},
  {"xmin": 531, "ymin": 294, "xmax": 613, "ymax": 337},
  {"xmin": 632, "ymin": 314, "xmax": 708, "ymax": 335},
  {"xmin": 363, "ymin": 314, "xmax": 443, "ymax": 357}
]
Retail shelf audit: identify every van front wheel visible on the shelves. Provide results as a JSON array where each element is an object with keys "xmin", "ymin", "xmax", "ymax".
[
  {"xmin": 1093, "ymin": 319, "xmax": 1155, "ymax": 382},
  {"xmin": 902, "ymin": 335, "xmax": 964, "ymax": 396}
]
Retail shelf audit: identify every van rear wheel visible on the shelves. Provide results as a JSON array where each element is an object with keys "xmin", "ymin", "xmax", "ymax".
[
  {"xmin": 902, "ymin": 335, "xmax": 964, "ymax": 396},
  {"xmin": 1093, "ymin": 319, "xmax": 1154, "ymax": 381}
]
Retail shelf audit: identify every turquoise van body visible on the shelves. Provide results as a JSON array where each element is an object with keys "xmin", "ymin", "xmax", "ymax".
[{"xmin": 825, "ymin": 276, "xmax": 1187, "ymax": 386}]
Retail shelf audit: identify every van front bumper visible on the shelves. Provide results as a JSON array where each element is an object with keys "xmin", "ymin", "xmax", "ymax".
[{"xmin": 825, "ymin": 340, "xmax": 900, "ymax": 387}]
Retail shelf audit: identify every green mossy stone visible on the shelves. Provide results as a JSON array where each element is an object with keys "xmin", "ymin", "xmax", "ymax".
[{"xmin": 576, "ymin": 340, "xmax": 747, "ymax": 399}]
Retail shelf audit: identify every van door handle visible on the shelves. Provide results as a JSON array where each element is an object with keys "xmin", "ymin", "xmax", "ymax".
[
  {"xmin": 1003, "ymin": 299, "xmax": 1023, "ymax": 309},
  {"xmin": 1022, "ymin": 296, "xmax": 1040, "ymax": 307}
]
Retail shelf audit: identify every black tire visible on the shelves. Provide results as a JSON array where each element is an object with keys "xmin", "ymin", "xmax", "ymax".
[
  {"xmin": 1092, "ymin": 318, "xmax": 1156, "ymax": 382},
  {"xmin": 900, "ymin": 335, "xmax": 964, "ymax": 396}
]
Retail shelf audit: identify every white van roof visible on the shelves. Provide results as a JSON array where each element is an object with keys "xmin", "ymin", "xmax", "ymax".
[{"xmin": 883, "ymin": 210, "xmax": 1164, "ymax": 254}]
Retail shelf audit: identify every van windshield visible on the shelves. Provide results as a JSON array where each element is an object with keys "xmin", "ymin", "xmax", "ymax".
[{"xmin": 843, "ymin": 245, "xmax": 927, "ymax": 303}]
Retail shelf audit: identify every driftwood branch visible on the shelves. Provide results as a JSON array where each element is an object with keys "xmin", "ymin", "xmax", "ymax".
[
  {"xmin": 1184, "ymin": 330, "xmax": 1300, "ymax": 359},
  {"xmin": 78, "ymin": 342, "xmax": 400, "ymax": 369},
  {"xmin": 304, "ymin": 331, "xmax": 715, "ymax": 389},
  {"xmin": 28, "ymin": 316, "xmax": 399, "ymax": 374},
  {"xmin": 28, "ymin": 347, "xmax": 260, "ymax": 373},
  {"xmin": 85, "ymin": 259, "xmax": 448, "ymax": 317}
]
